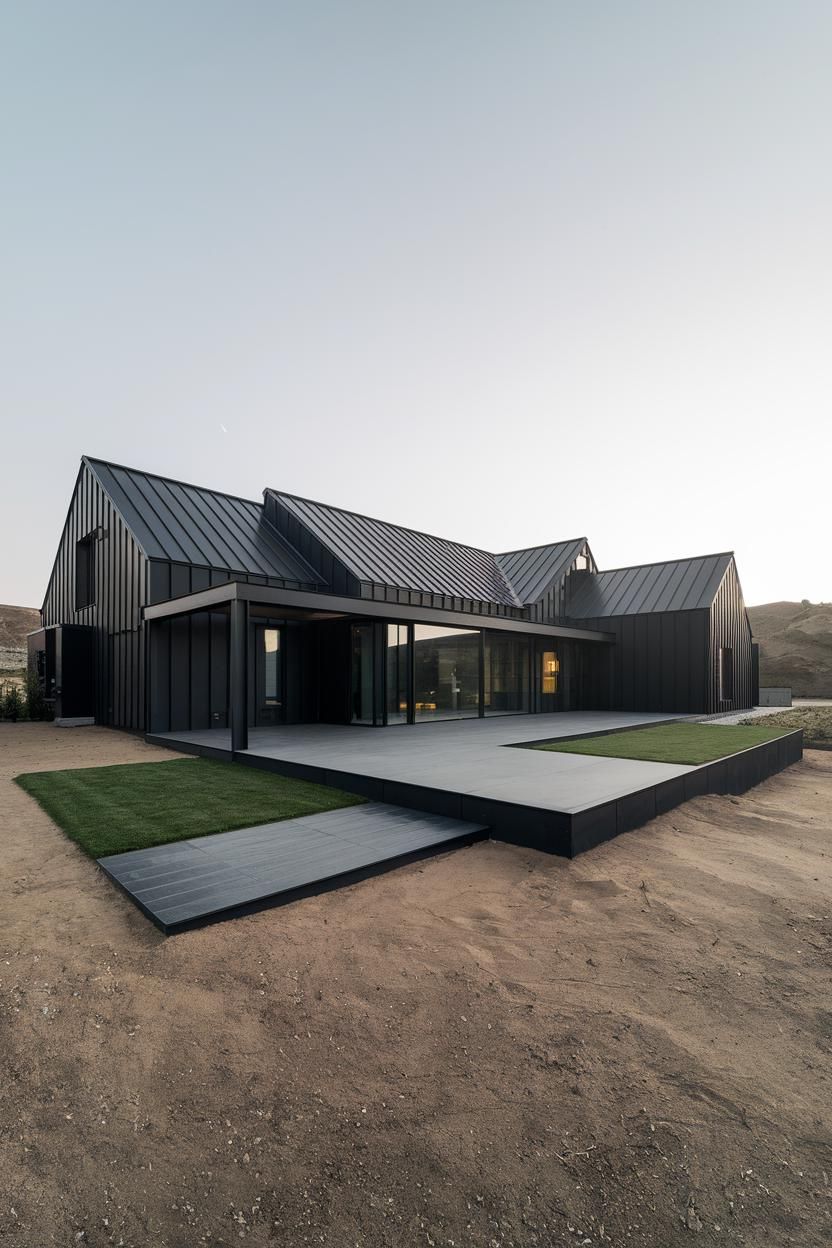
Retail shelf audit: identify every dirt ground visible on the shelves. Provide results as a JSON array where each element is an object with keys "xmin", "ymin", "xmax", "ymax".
[{"xmin": 2, "ymin": 724, "xmax": 831, "ymax": 1248}]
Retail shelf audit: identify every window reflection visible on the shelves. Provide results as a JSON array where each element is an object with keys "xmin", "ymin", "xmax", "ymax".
[
  {"xmin": 484, "ymin": 633, "xmax": 529, "ymax": 715},
  {"xmin": 386, "ymin": 624, "xmax": 410, "ymax": 724},
  {"xmin": 413, "ymin": 625, "xmax": 479, "ymax": 720},
  {"xmin": 351, "ymin": 624, "xmax": 375, "ymax": 724}
]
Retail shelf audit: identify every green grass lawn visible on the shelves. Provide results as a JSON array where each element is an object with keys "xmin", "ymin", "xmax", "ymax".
[
  {"xmin": 15, "ymin": 757, "xmax": 366, "ymax": 858},
  {"xmin": 531, "ymin": 721, "xmax": 792, "ymax": 765}
]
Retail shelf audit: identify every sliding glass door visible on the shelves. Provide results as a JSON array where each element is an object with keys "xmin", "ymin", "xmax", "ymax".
[
  {"xmin": 385, "ymin": 624, "xmax": 410, "ymax": 724},
  {"xmin": 413, "ymin": 625, "xmax": 480, "ymax": 721},
  {"xmin": 351, "ymin": 623, "xmax": 375, "ymax": 724},
  {"xmin": 483, "ymin": 632, "xmax": 530, "ymax": 715}
]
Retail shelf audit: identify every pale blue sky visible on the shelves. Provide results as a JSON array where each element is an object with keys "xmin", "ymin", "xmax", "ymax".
[{"xmin": 2, "ymin": 1, "xmax": 830, "ymax": 607}]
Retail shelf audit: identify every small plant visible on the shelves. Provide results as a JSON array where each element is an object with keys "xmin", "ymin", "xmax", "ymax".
[
  {"xmin": 25, "ymin": 666, "xmax": 51, "ymax": 721},
  {"xmin": 2, "ymin": 684, "xmax": 24, "ymax": 721}
]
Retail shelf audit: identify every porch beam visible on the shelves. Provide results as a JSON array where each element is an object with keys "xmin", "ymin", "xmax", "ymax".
[{"xmin": 143, "ymin": 581, "xmax": 613, "ymax": 644}]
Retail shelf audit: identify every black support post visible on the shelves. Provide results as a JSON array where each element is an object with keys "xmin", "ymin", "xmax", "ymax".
[{"xmin": 230, "ymin": 598, "xmax": 249, "ymax": 752}]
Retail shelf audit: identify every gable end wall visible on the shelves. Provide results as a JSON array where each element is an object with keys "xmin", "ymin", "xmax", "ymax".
[{"xmin": 41, "ymin": 463, "xmax": 147, "ymax": 730}]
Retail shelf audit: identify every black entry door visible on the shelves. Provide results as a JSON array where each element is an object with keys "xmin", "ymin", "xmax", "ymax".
[{"xmin": 254, "ymin": 625, "xmax": 284, "ymax": 726}]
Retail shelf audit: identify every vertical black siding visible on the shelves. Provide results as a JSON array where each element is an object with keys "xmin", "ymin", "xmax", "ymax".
[
  {"xmin": 708, "ymin": 560, "xmax": 753, "ymax": 712},
  {"xmin": 580, "ymin": 610, "xmax": 709, "ymax": 713},
  {"xmin": 41, "ymin": 464, "xmax": 148, "ymax": 730}
]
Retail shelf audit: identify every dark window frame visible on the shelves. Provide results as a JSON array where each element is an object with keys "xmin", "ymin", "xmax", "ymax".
[
  {"xmin": 75, "ymin": 534, "xmax": 96, "ymax": 610},
  {"xmin": 719, "ymin": 646, "xmax": 734, "ymax": 702}
]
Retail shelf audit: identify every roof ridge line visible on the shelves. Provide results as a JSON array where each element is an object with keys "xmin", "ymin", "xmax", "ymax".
[
  {"xmin": 82, "ymin": 454, "xmax": 264, "ymax": 510},
  {"xmin": 496, "ymin": 538, "xmax": 586, "ymax": 557},
  {"xmin": 597, "ymin": 551, "xmax": 734, "ymax": 575}
]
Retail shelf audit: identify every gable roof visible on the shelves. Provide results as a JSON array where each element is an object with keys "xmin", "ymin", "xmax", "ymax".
[
  {"xmin": 496, "ymin": 539, "xmax": 588, "ymax": 605},
  {"xmin": 267, "ymin": 490, "xmax": 523, "ymax": 606},
  {"xmin": 566, "ymin": 553, "xmax": 734, "ymax": 619},
  {"xmin": 85, "ymin": 458, "xmax": 322, "ymax": 587}
]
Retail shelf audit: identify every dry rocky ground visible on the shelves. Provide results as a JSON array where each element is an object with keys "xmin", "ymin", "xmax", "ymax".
[{"xmin": 1, "ymin": 723, "xmax": 831, "ymax": 1248}]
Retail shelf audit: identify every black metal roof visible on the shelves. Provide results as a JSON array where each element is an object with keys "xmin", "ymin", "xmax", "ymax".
[
  {"xmin": 566, "ymin": 553, "xmax": 734, "ymax": 619},
  {"xmin": 267, "ymin": 490, "xmax": 524, "ymax": 606},
  {"xmin": 496, "ymin": 539, "xmax": 587, "ymax": 604},
  {"xmin": 85, "ymin": 458, "xmax": 322, "ymax": 587}
]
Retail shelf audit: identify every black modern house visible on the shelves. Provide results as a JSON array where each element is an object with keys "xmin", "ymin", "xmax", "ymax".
[{"xmin": 32, "ymin": 456, "xmax": 756, "ymax": 741}]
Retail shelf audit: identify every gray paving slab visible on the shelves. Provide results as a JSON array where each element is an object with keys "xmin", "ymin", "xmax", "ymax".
[
  {"xmin": 98, "ymin": 802, "xmax": 488, "ymax": 932},
  {"xmin": 156, "ymin": 711, "xmax": 695, "ymax": 816}
]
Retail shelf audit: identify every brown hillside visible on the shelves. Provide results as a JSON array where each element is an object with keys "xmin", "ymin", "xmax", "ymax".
[
  {"xmin": 748, "ymin": 600, "xmax": 832, "ymax": 697},
  {"xmin": 0, "ymin": 604, "xmax": 40, "ymax": 651}
]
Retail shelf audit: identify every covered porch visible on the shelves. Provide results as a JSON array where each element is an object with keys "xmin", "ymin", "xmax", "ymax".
[{"xmin": 143, "ymin": 581, "xmax": 614, "ymax": 752}]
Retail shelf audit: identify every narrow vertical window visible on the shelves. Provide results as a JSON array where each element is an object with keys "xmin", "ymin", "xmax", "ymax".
[
  {"xmin": 263, "ymin": 629, "xmax": 281, "ymax": 704},
  {"xmin": 75, "ymin": 535, "xmax": 96, "ymax": 609},
  {"xmin": 719, "ymin": 647, "xmax": 734, "ymax": 702}
]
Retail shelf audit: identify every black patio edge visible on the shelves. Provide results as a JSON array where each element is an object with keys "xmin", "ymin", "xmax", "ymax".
[
  {"xmin": 259, "ymin": 730, "xmax": 803, "ymax": 856},
  {"xmin": 148, "ymin": 728, "xmax": 803, "ymax": 860}
]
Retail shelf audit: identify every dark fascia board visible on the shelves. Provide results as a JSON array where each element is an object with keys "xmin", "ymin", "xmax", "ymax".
[{"xmin": 142, "ymin": 580, "xmax": 615, "ymax": 643}]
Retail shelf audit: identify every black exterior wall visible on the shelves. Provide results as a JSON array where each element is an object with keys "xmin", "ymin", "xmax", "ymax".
[
  {"xmin": 708, "ymin": 558, "xmax": 753, "ymax": 713},
  {"xmin": 576, "ymin": 609, "xmax": 711, "ymax": 714},
  {"xmin": 41, "ymin": 463, "xmax": 148, "ymax": 730},
  {"xmin": 576, "ymin": 559, "xmax": 754, "ymax": 715}
]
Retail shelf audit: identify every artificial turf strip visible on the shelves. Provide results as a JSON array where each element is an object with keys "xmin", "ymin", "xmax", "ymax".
[
  {"xmin": 15, "ymin": 757, "xmax": 366, "ymax": 858},
  {"xmin": 531, "ymin": 722, "xmax": 791, "ymax": 766}
]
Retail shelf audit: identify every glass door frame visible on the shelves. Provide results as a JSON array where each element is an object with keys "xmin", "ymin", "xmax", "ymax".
[{"xmin": 254, "ymin": 623, "xmax": 285, "ymax": 726}]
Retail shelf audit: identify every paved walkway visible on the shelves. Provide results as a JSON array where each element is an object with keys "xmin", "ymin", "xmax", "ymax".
[
  {"xmin": 99, "ymin": 803, "xmax": 488, "ymax": 933},
  {"xmin": 158, "ymin": 711, "xmax": 695, "ymax": 815}
]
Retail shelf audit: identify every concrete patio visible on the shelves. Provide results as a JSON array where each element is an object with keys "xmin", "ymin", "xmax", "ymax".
[{"xmin": 148, "ymin": 711, "xmax": 803, "ymax": 856}]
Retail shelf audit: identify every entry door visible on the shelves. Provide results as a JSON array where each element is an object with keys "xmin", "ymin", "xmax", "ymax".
[{"xmin": 255, "ymin": 626, "xmax": 284, "ymax": 726}]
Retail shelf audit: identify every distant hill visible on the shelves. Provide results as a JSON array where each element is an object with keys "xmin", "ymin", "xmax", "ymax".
[
  {"xmin": 0, "ymin": 604, "xmax": 40, "ymax": 649},
  {"xmin": 748, "ymin": 601, "xmax": 832, "ymax": 697},
  {"xmin": 0, "ymin": 604, "xmax": 40, "ymax": 674}
]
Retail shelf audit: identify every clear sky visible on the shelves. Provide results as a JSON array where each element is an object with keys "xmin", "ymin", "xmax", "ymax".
[{"xmin": 2, "ymin": 1, "xmax": 830, "ymax": 608}]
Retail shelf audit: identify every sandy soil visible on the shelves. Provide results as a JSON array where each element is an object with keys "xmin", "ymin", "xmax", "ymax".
[{"xmin": 2, "ymin": 723, "xmax": 831, "ymax": 1248}]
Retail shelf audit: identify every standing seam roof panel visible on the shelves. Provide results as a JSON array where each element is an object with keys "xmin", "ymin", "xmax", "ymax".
[
  {"xmin": 108, "ymin": 467, "xmax": 193, "ymax": 563},
  {"xmin": 495, "ymin": 539, "xmax": 586, "ymax": 604},
  {"xmin": 84, "ymin": 459, "xmax": 322, "ymax": 585},
  {"xmin": 270, "ymin": 492, "xmax": 522, "ymax": 606},
  {"xmin": 566, "ymin": 554, "xmax": 734, "ymax": 619}
]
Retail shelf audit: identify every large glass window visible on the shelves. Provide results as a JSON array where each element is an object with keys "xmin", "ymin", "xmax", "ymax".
[
  {"xmin": 484, "ymin": 633, "xmax": 530, "ymax": 715},
  {"xmin": 385, "ymin": 624, "xmax": 410, "ymax": 724},
  {"xmin": 413, "ymin": 625, "xmax": 480, "ymax": 720},
  {"xmin": 351, "ymin": 623, "xmax": 375, "ymax": 724}
]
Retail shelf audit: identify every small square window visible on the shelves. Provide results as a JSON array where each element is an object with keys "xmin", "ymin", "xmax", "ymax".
[{"xmin": 75, "ymin": 534, "xmax": 96, "ymax": 609}]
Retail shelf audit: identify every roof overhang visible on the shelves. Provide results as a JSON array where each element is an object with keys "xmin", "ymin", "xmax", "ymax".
[{"xmin": 142, "ymin": 581, "xmax": 614, "ymax": 643}]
